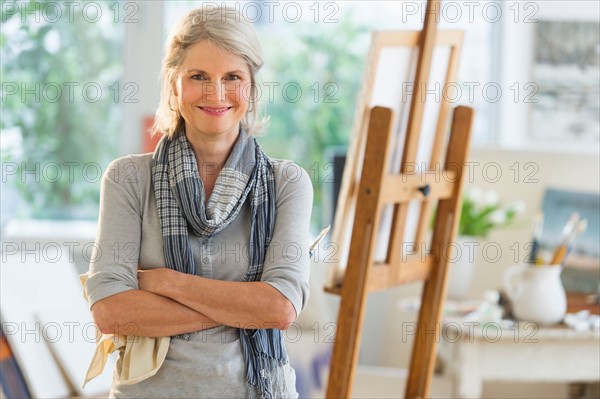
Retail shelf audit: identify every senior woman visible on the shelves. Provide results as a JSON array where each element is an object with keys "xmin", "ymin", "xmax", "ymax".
[{"xmin": 85, "ymin": 6, "xmax": 313, "ymax": 398}]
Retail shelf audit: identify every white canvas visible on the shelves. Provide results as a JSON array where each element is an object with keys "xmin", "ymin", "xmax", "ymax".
[{"xmin": 0, "ymin": 247, "xmax": 114, "ymax": 397}]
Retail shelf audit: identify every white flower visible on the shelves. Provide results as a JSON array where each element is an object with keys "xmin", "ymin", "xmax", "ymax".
[
  {"xmin": 506, "ymin": 200, "xmax": 526, "ymax": 215},
  {"xmin": 465, "ymin": 186, "xmax": 484, "ymax": 207},
  {"xmin": 489, "ymin": 209, "xmax": 506, "ymax": 225},
  {"xmin": 483, "ymin": 189, "xmax": 500, "ymax": 207}
]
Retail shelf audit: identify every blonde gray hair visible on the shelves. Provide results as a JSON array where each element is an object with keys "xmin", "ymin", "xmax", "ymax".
[{"xmin": 152, "ymin": 7, "xmax": 268, "ymax": 138}]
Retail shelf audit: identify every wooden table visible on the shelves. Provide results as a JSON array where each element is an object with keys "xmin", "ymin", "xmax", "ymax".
[{"xmin": 437, "ymin": 321, "xmax": 600, "ymax": 398}]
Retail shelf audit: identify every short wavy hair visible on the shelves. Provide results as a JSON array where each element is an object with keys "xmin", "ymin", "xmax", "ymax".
[{"xmin": 152, "ymin": 7, "xmax": 268, "ymax": 138}]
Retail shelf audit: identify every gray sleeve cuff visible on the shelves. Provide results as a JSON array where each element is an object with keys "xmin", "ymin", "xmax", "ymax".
[{"xmin": 85, "ymin": 270, "xmax": 138, "ymax": 309}]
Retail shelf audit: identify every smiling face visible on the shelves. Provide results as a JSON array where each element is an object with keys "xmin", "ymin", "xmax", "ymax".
[{"xmin": 174, "ymin": 40, "xmax": 251, "ymax": 142}]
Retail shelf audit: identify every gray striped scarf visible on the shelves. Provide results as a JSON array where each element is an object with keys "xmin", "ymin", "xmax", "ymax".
[{"xmin": 152, "ymin": 129, "xmax": 289, "ymax": 398}]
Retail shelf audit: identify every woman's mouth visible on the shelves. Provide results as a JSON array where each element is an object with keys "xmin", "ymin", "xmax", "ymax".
[{"xmin": 199, "ymin": 106, "xmax": 233, "ymax": 115}]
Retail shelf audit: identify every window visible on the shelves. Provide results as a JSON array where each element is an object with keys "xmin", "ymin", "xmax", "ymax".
[{"xmin": 1, "ymin": 0, "xmax": 125, "ymax": 222}]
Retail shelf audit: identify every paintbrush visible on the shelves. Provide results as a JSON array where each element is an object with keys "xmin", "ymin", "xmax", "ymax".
[
  {"xmin": 550, "ymin": 217, "xmax": 587, "ymax": 265},
  {"xmin": 309, "ymin": 225, "xmax": 331, "ymax": 258},
  {"xmin": 564, "ymin": 219, "xmax": 588, "ymax": 261},
  {"xmin": 528, "ymin": 211, "xmax": 544, "ymax": 265}
]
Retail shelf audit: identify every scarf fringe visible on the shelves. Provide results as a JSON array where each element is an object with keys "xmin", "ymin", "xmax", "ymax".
[{"xmin": 241, "ymin": 329, "xmax": 289, "ymax": 399}]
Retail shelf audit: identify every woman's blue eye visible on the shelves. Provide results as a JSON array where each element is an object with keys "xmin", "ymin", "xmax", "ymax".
[
  {"xmin": 191, "ymin": 74, "xmax": 207, "ymax": 80},
  {"xmin": 227, "ymin": 75, "xmax": 240, "ymax": 81}
]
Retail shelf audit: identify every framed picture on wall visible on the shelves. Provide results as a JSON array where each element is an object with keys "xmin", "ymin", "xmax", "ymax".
[
  {"xmin": 497, "ymin": 1, "xmax": 599, "ymax": 150},
  {"xmin": 530, "ymin": 20, "xmax": 600, "ymax": 143}
]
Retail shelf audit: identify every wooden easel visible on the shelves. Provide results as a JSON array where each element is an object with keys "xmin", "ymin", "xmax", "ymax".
[{"xmin": 324, "ymin": 1, "xmax": 475, "ymax": 398}]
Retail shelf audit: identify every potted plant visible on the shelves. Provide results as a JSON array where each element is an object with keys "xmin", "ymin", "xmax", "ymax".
[{"xmin": 458, "ymin": 186, "xmax": 524, "ymax": 238}]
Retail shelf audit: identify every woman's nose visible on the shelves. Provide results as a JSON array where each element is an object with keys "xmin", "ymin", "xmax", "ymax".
[{"xmin": 203, "ymin": 82, "xmax": 227, "ymax": 102}]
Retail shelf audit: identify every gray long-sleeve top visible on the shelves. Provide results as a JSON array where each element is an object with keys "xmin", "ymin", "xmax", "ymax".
[
  {"xmin": 85, "ymin": 153, "xmax": 313, "ymax": 397},
  {"xmin": 86, "ymin": 153, "xmax": 313, "ymax": 318}
]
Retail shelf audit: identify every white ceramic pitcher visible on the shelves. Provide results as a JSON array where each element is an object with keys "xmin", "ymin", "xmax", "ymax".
[{"xmin": 503, "ymin": 264, "xmax": 567, "ymax": 325}]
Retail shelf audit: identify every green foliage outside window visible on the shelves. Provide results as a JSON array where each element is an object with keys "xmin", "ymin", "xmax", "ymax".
[
  {"xmin": 257, "ymin": 13, "xmax": 370, "ymax": 228},
  {"xmin": 1, "ymin": 0, "xmax": 122, "ymax": 219}
]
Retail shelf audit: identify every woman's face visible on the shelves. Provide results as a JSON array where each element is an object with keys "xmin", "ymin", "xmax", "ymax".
[{"xmin": 174, "ymin": 40, "xmax": 250, "ymax": 141}]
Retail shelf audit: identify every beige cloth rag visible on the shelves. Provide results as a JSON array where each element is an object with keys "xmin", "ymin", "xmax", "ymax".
[{"xmin": 80, "ymin": 273, "xmax": 170, "ymax": 387}]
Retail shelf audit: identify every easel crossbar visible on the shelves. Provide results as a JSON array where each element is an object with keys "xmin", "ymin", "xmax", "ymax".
[
  {"xmin": 380, "ymin": 172, "xmax": 457, "ymax": 204},
  {"xmin": 324, "ymin": 255, "xmax": 433, "ymax": 295}
]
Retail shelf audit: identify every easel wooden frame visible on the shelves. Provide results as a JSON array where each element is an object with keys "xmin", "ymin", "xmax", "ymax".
[{"xmin": 324, "ymin": 1, "xmax": 475, "ymax": 398}]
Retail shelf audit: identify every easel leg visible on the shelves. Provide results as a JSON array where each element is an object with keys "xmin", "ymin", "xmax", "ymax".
[
  {"xmin": 406, "ymin": 106, "xmax": 475, "ymax": 399},
  {"xmin": 326, "ymin": 107, "xmax": 394, "ymax": 399},
  {"xmin": 325, "ymin": 291, "xmax": 368, "ymax": 398},
  {"xmin": 326, "ymin": 223, "xmax": 374, "ymax": 399}
]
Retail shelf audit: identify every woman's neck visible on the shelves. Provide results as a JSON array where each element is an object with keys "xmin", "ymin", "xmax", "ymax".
[{"xmin": 185, "ymin": 126, "xmax": 240, "ymax": 194}]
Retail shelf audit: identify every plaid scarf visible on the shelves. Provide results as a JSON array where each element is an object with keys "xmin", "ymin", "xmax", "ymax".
[{"xmin": 152, "ymin": 129, "xmax": 290, "ymax": 398}]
